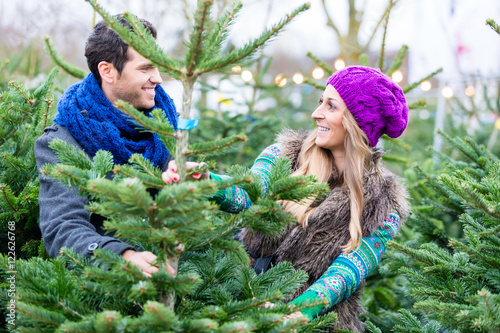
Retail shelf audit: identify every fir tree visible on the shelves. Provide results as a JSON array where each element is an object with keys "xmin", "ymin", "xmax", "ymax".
[
  {"xmin": 384, "ymin": 132, "xmax": 500, "ymax": 332},
  {"xmin": 0, "ymin": 67, "xmax": 59, "ymax": 259},
  {"xmin": 0, "ymin": 1, "xmax": 343, "ymax": 332}
]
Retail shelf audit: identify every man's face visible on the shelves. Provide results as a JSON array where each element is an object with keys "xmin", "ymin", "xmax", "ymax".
[{"xmin": 108, "ymin": 48, "xmax": 162, "ymax": 111}]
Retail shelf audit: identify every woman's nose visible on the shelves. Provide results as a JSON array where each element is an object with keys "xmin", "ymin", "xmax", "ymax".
[{"xmin": 311, "ymin": 107, "xmax": 324, "ymax": 119}]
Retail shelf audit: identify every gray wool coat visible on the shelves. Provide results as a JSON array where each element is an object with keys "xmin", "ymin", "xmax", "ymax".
[
  {"xmin": 240, "ymin": 129, "xmax": 410, "ymax": 332},
  {"xmin": 34, "ymin": 120, "xmax": 170, "ymax": 259}
]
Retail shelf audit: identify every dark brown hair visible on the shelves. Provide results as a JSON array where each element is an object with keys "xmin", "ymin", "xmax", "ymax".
[{"xmin": 84, "ymin": 14, "xmax": 157, "ymax": 85}]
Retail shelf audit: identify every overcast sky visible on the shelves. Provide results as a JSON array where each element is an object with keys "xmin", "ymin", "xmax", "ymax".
[{"xmin": 1, "ymin": 0, "xmax": 499, "ymax": 84}]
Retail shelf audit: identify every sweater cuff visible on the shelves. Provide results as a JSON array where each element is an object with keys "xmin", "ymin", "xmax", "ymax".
[
  {"xmin": 291, "ymin": 292, "xmax": 323, "ymax": 322},
  {"xmin": 85, "ymin": 238, "xmax": 133, "ymax": 258},
  {"xmin": 209, "ymin": 172, "xmax": 226, "ymax": 204}
]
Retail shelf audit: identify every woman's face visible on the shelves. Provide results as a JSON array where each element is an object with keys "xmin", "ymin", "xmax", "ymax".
[{"xmin": 312, "ymin": 84, "xmax": 347, "ymax": 154}]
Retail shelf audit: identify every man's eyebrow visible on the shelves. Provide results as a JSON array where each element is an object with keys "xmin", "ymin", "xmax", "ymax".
[{"xmin": 136, "ymin": 61, "xmax": 154, "ymax": 67}]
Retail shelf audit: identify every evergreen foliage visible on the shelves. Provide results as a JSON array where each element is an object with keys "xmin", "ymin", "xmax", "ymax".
[
  {"xmin": 0, "ymin": 67, "xmax": 59, "ymax": 259},
  {"xmin": 189, "ymin": 55, "xmax": 298, "ymax": 171},
  {"xmin": 386, "ymin": 132, "xmax": 500, "ymax": 332}
]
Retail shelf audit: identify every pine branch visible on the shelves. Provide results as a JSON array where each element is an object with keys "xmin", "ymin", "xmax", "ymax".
[
  {"xmin": 85, "ymin": 0, "xmax": 183, "ymax": 79},
  {"xmin": 114, "ymin": 100, "xmax": 178, "ymax": 139},
  {"xmin": 185, "ymin": 0, "xmax": 213, "ymax": 76},
  {"xmin": 154, "ymin": 179, "xmax": 222, "ymax": 212},
  {"xmin": 303, "ymin": 78, "xmax": 326, "ymax": 91},
  {"xmin": 204, "ymin": 2, "xmax": 243, "ymax": 59},
  {"xmin": 0, "ymin": 83, "xmax": 35, "ymax": 146},
  {"xmin": 409, "ymin": 211, "xmax": 449, "ymax": 246},
  {"xmin": 486, "ymin": 19, "xmax": 500, "ymax": 34},
  {"xmin": 47, "ymin": 138, "xmax": 93, "ymax": 170},
  {"xmin": 188, "ymin": 215, "xmax": 242, "ymax": 251},
  {"xmin": 464, "ymin": 137, "xmax": 489, "ymax": 165},
  {"xmin": 197, "ymin": 3, "xmax": 310, "ymax": 74},
  {"xmin": 403, "ymin": 67, "xmax": 443, "ymax": 94},
  {"xmin": 392, "ymin": 308, "xmax": 443, "ymax": 332},
  {"xmin": 121, "ymin": 12, "xmax": 154, "ymax": 45},
  {"xmin": 362, "ymin": 0, "xmax": 400, "ymax": 52},
  {"xmin": 306, "ymin": 51, "xmax": 334, "ymax": 75},
  {"xmin": 10, "ymin": 80, "xmax": 34, "ymax": 106},
  {"xmin": 382, "ymin": 135, "xmax": 411, "ymax": 151},
  {"xmin": 186, "ymin": 133, "xmax": 247, "ymax": 157},
  {"xmin": 386, "ymin": 44, "xmax": 408, "ymax": 77},
  {"xmin": 358, "ymin": 53, "xmax": 369, "ymax": 66},
  {"xmin": 0, "ymin": 58, "xmax": 9, "ymax": 72},
  {"xmin": 388, "ymin": 241, "xmax": 442, "ymax": 267},
  {"xmin": 110, "ymin": 165, "xmax": 163, "ymax": 189},
  {"xmin": 449, "ymin": 238, "xmax": 500, "ymax": 269},
  {"xmin": 33, "ymin": 66, "xmax": 60, "ymax": 106},
  {"xmin": 43, "ymin": 36, "xmax": 86, "ymax": 79},
  {"xmin": 16, "ymin": 302, "xmax": 65, "ymax": 328},
  {"xmin": 437, "ymin": 130, "xmax": 481, "ymax": 166},
  {"xmin": 412, "ymin": 163, "xmax": 450, "ymax": 199},
  {"xmin": 41, "ymin": 97, "xmax": 54, "ymax": 135},
  {"xmin": 377, "ymin": 0, "xmax": 392, "ymax": 72},
  {"xmin": 111, "ymin": 154, "xmax": 165, "ymax": 189},
  {"xmin": 408, "ymin": 98, "xmax": 427, "ymax": 110},
  {"xmin": 0, "ymin": 184, "xmax": 18, "ymax": 212}
]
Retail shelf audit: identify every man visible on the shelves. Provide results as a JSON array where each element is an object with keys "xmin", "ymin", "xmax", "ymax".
[{"xmin": 35, "ymin": 14, "xmax": 177, "ymax": 276}]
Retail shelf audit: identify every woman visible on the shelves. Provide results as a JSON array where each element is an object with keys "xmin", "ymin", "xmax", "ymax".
[{"xmin": 164, "ymin": 66, "xmax": 410, "ymax": 331}]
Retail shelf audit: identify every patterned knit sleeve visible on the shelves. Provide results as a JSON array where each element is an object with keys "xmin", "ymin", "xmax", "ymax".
[
  {"xmin": 289, "ymin": 212, "xmax": 401, "ymax": 321},
  {"xmin": 209, "ymin": 143, "xmax": 282, "ymax": 213}
]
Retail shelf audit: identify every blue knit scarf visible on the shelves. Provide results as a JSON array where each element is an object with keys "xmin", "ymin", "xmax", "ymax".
[{"xmin": 55, "ymin": 73, "xmax": 177, "ymax": 167}]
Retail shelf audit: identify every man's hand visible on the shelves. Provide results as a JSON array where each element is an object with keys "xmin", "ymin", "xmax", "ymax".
[
  {"xmin": 121, "ymin": 249, "xmax": 174, "ymax": 277},
  {"xmin": 162, "ymin": 160, "xmax": 209, "ymax": 184}
]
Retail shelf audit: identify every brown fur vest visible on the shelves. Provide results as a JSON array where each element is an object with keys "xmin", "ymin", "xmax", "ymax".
[{"xmin": 239, "ymin": 129, "xmax": 410, "ymax": 332}]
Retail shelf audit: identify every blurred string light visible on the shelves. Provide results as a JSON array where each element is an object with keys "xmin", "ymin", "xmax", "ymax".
[
  {"xmin": 465, "ymin": 85, "xmax": 475, "ymax": 97},
  {"xmin": 241, "ymin": 70, "xmax": 253, "ymax": 82},
  {"xmin": 420, "ymin": 80, "xmax": 431, "ymax": 91},
  {"xmin": 292, "ymin": 73, "xmax": 304, "ymax": 84},
  {"xmin": 232, "ymin": 65, "xmax": 241, "ymax": 72},
  {"xmin": 312, "ymin": 67, "xmax": 324, "ymax": 79},
  {"xmin": 275, "ymin": 74, "xmax": 287, "ymax": 87},
  {"xmin": 442, "ymin": 85, "xmax": 454, "ymax": 99},
  {"xmin": 391, "ymin": 70, "xmax": 403, "ymax": 83},
  {"xmin": 334, "ymin": 58, "xmax": 345, "ymax": 71}
]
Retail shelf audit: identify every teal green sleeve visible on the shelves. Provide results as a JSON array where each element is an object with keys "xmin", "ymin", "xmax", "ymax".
[
  {"xmin": 289, "ymin": 212, "xmax": 401, "ymax": 321},
  {"xmin": 209, "ymin": 143, "xmax": 282, "ymax": 213}
]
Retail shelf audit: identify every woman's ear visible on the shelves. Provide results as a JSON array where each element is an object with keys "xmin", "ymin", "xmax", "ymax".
[{"xmin": 97, "ymin": 61, "xmax": 115, "ymax": 84}]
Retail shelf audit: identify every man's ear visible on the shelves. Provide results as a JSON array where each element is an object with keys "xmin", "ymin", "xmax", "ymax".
[{"xmin": 98, "ymin": 61, "xmax": 116, "ymax": 84}]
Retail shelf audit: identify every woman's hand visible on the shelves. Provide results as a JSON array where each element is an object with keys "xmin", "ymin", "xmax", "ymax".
[
  {"xmin": 162, "ymin": 160, "xmax": 209, "ymax": 184},
  {"xmin": 283, "ymin": 311, "xmax": 308, "ymax": 322},
  {"xmin": 262, "ymin": 302, "xmax": 308, "ymax": 326}
]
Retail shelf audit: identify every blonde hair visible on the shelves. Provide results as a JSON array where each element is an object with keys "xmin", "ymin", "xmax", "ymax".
[{"xmin": 281, "ymin": 110, "xmax": 372, "ymax": 252}]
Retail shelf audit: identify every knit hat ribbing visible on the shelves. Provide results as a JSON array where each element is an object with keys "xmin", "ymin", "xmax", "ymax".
[{"xmin": 327, "ymin": 66, "xmax": 409, "ymax": 147}]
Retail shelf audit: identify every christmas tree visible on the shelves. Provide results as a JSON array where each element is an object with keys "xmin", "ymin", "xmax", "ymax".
[
  {"xmin": 0, "ymin": 1, "xmax": 342, "ymax": 331},
  {"xmin": 366, "ymin": 19, "xmax": 500, "ymax": 332},
  {"xmin": 385, "ymin": 131, "xmax": 500, "ymax": 332},
  {"xmin": 0, "ymin": 67, "xmax": 59, "ymax": 260}
]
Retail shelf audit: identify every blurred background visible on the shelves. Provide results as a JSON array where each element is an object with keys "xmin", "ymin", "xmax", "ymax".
[{"xmin": 1, "ymin": 0, "xmax": 499, "ymax": 168}]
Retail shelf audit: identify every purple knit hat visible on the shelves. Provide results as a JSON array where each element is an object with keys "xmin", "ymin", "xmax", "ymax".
[{"xmin": 327, "ymin": 66, "xmax": 409, "ymax": 147}]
